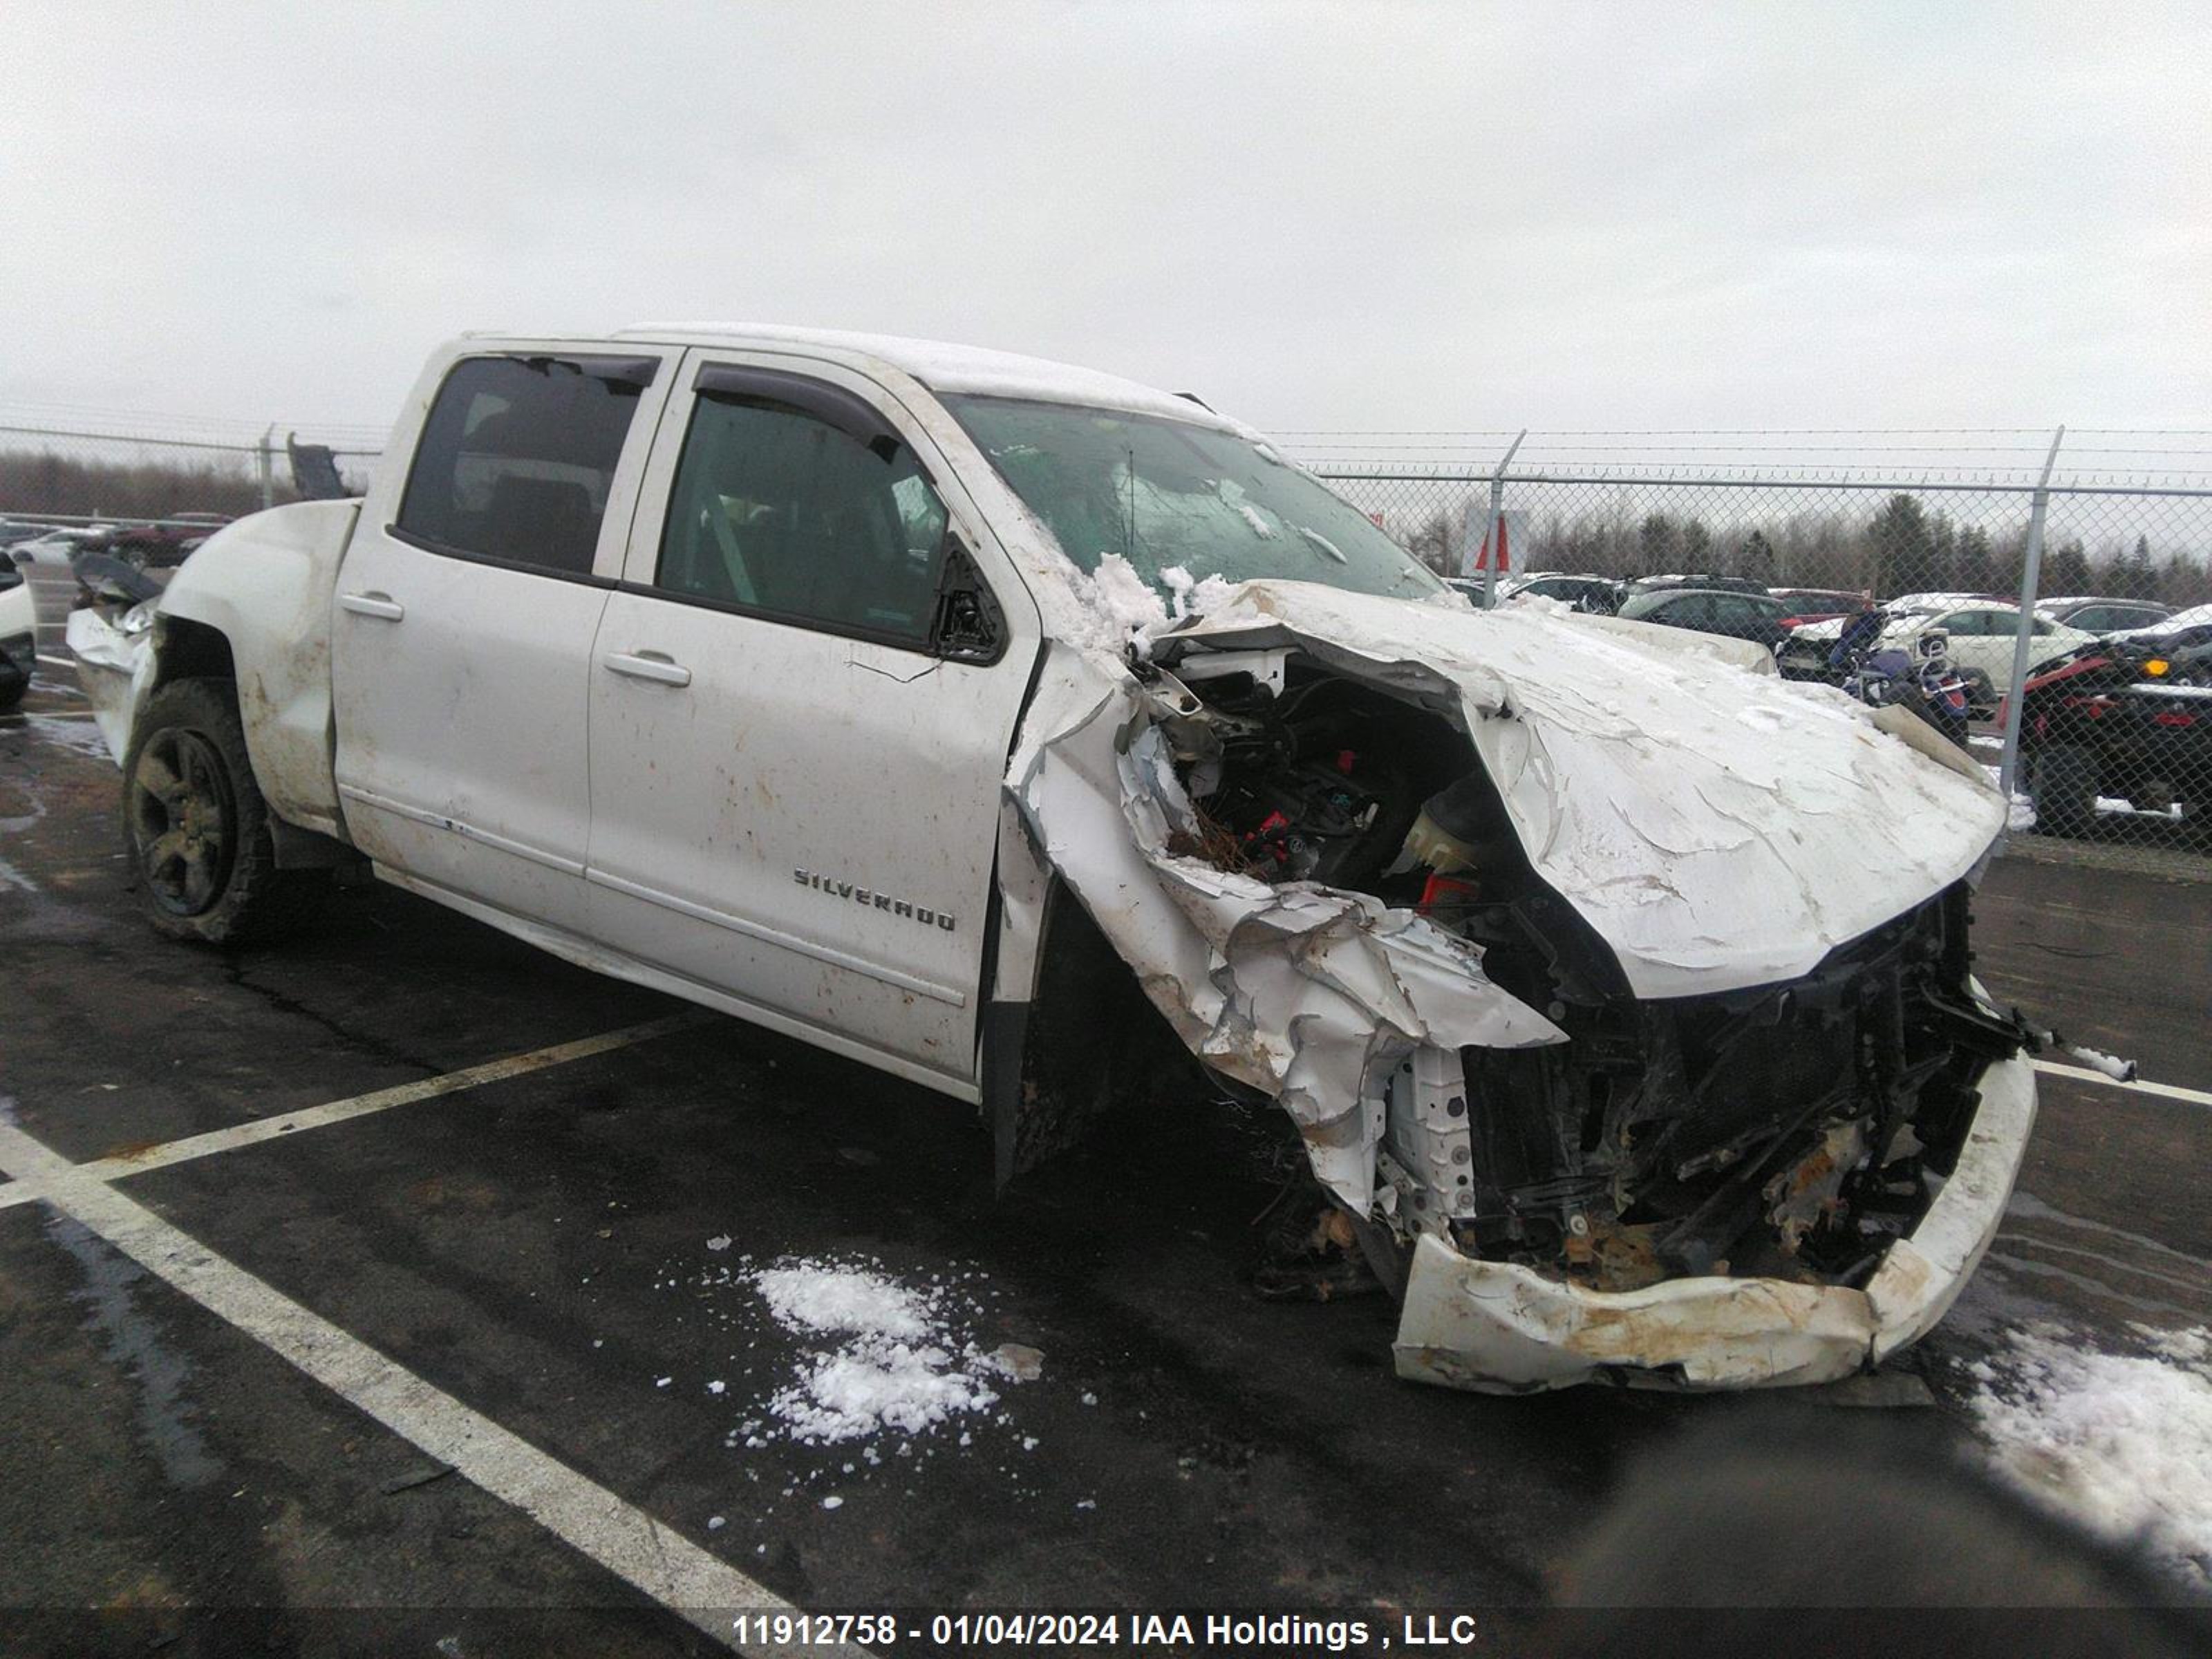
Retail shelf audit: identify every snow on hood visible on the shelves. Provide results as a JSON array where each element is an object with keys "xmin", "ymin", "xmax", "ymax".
[{"xmin": 1153, "ymin": 581, "xmax": 2005, "ymax": 999}]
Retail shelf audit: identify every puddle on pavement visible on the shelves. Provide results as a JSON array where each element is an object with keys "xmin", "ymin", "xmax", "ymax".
[{"xmin": 44, "ymin": 1210, "xmax": 223, "ymax": 1490}]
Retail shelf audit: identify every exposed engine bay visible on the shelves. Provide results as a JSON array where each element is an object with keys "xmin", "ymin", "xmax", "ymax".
[{"xmin": 1153, "ymin": 652, "xmax": 2032, "ymax": 1297}]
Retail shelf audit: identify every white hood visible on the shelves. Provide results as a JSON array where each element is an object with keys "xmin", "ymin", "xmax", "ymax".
[{"xmin": 1157, "ymin": 582, "xmax": 2005, "ymax": 1000}]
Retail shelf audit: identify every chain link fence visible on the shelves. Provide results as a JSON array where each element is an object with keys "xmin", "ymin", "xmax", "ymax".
[
  {"xmin": 0, "ymin": 406, "xmax": 382, "ymax": 538},
  {"xmin": 6, "ymin": 406, "xmax": 2206, "ymax": 869},
  {"xmin": 1298, "ymin": 431, "xmax": 2212, "ymax": 870}
]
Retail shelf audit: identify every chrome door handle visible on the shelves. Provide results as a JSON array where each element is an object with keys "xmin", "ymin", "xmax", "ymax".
[
  {"xmin": 340, "ymin": 591, "xmax": 405, "ymax": 621},
  {"xmin": 603, "ymin": 650, "xmax": 691, "ymax": 688}
]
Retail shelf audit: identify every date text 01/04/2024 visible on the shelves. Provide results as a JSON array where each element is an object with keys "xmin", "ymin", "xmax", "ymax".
[{"xmin": 725, "ymin": 1611, "xmax": 1486, "ymax": 1650}]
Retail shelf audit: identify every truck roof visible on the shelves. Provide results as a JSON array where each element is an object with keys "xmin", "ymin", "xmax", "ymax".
[{"xmin": 595, "ymin": 321, "xmax": 1235, "ymax": 429}]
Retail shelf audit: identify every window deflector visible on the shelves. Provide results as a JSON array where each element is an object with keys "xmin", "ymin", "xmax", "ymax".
[{"xmin": 691, "ymin": 364, "xmax": 905, "ymax": 460}]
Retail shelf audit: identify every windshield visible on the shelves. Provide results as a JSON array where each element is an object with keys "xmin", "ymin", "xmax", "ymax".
[{"xmin": 943, "ymin": 395, "xmax": 1443, "ymax": 601}]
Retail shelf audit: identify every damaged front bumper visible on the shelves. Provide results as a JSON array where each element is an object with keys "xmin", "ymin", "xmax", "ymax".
[{"xmin": 1392, "ymin": 1042, "xmax": 2036, "ymax": 1391}]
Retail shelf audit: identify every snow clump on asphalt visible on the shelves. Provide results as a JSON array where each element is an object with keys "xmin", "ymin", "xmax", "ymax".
[
  {"xmin": 1964, "ymin": 1322, "xmax": 2212, "ymax": 1583},
  {"xmin": 748, "ymin": 1258, "xmax": 1019, "ymax": 1445}
]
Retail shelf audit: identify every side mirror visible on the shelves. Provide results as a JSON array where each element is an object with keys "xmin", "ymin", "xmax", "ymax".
[{"xmin": 930, "ymin": 537, "xmax": 1006, "ymax": 665}]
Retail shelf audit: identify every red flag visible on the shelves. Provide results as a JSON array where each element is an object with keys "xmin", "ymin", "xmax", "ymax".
[{"xmin": 1473, "ymin": 512, "xmax": 1512, "ymax": 573}]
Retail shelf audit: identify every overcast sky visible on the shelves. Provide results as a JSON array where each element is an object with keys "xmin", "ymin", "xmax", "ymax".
[{"xmin": 5, "ymin": 2, "xmax": 2207, "ymax": 445}]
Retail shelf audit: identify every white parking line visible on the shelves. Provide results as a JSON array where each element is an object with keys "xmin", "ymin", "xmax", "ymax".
[
  {"xmin": 35, "ymin": 654, "xmax": 75, "ymax": 671},
  {"xmin": 0, "ymin": 1120, "xmax": 797, "ymax": 1651},
  {"xmin": 2034, "ymin": 1058, "xmax": 2212, "ymax": 1109},
  {"xmin": 0, "ymin": 1012, "xmax": 712, "ymax": 1213}
]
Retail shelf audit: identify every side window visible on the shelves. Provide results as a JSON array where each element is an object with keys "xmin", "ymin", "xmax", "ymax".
[
  {"xmin": 1671, "ymin": 596, "xmax": 1716, "ymax": 628},
  {"xmin": 398, "ymin": 355, "xmax": 653, "ymax": 576},
  {"xmin": 655, "ymin": 379, "xmax": 950, "ymax": 648},
  {"xmin": 1940, "ymin": 610, "xmax": 1983, "ymax": 637},
  {"xmin": 2030, "ymin": 615, "xmax": 2057, "ymax": 635}
]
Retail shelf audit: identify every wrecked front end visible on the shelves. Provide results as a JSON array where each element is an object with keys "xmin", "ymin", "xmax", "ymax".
[{"xmin": 1012, "ymin": 580, "xmax": 2034, "ymax": 1392}]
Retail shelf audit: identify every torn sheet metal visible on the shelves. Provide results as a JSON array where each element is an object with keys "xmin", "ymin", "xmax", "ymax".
[
  {"xmin": 1393, "ymin": 1040, "xmax": 2036, "ymax": 1392},
  {"xmin": 1009, "ymin": 649, "xmax": 1565, "ymax": 1213},
  {"xmin": 1011, "ymin": 574, "xmax": 2031, "ymax": 1389},
  {"xmin": 64, "ymin": 602, "xmax": 151, "ymax": 765},
  {"xmin": 1154, "ymin": 581, "xmax": 2007, "ymax": 999}
]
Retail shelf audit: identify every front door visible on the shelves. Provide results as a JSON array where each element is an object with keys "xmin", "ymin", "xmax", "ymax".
[
  {"xmin": 332, "ymin": 346, "xmax": 674, "ymax": 926},
  {"xmin": 581, "ymin": 351, "xmax": 1040, "ymax": 1093}
]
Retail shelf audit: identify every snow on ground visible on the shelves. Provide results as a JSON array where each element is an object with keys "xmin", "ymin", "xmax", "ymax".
[
  {"xmin": 1963, "ymin": 1322, "xmax": 2212, "ymax": 1583},
  {"xmin": 2056, "ymin": 1042, "xmax": 2137, "ymax": 1082},
  {"xmin": 659, "ymin": 1247, "xmax": 1033, "ymax": 1452},
  {"xmin": 752, "ymin": 1259, "xmax": 1013, "ymax": 1443}
]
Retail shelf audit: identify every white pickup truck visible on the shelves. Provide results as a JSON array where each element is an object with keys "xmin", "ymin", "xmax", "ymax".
[{"xmin": 73, "ymin": 324, "xmax": 2036, "ymax": 1392}]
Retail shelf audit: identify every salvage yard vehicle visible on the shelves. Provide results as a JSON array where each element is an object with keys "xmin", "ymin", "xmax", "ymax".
[
  {"xmin": 0, "ymin": 556, "xmax": 35, "ymax": 711},
  {"xmin": 1491, "ymin": 572, "xmax": 1622, "ymax": 614},
  {"xmin": 1612, "ymin": 585, "xmax": 1797, "ymax": 652},
  {"xmin": 2036, "ymin": 596, "xmax": 2175, "ymax": 637},
  {"xmin": 1780, "ymin": 597, "xmax": 2096, "ymax": 709},
  {"xmin": 71, "ymin": 325, "xmax": 2039, "ymax": 1393},
  {"xmin": 2010, "ymin": 622, "xmax": 2212, "ymax": 839}
]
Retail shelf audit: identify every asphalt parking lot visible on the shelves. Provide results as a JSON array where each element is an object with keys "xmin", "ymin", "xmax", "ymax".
[{"xmin": 4, "ymin": 654, "xmax": 2210, "ymax": 1655}]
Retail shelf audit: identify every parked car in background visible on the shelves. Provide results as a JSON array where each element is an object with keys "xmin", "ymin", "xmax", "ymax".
[
  {"xmin": 1768, "ymin": 587, "xmax": 1871, "ymax": 628},
  {"xmin": 2111, "ymin": 601, "xmax": 2212, "ymax": 642},
  {"xmin": 2010, "ymin": 618, "xmax": 2212, "ymax": 838},
  {"xmin": 2036, "ymin": 597, "xmax": 2175, "ymax": 636},
  {"xmin": 1494, "ymin": 572, "xmax": 1623, "ymax": 613},
  {"xmin": 1622, "ymin": 572, "xmax": 1770, "ymax": 598},
  {"xmin": 1780, "ymin": 599, "xmax": 2096, "ymax": 708},
  {"xmin": 109, "ymin": 512, "xmax": 234, "ymax": 569},
  {"xmin": 1615, "ymin": 585, "xmax": 1798, "ymax": 650},
  {"xmin": 7, "ymin": 527, "xmax": 109, "ymax": 567},
  {"xmin": 0, "ymin": 559, "xmax": 36, "ymax": 711}
]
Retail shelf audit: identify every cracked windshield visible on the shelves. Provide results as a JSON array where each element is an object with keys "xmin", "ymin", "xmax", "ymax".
[{"xmin": 944, "ymin": 393, "xmax": 1442, "ymax": 601}]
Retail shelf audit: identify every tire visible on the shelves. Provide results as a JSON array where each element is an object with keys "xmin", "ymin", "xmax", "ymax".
[
  {"xmin": 0, "ymin": 677, "xmax": 24, "ymax": 713},
  {"xmin": 2029, "ymin": 744, "xmax": 2099, "ymax": 841},
  {"xmin": 120, "ymin": 677, "xmax": 325, "ymax": 944}
]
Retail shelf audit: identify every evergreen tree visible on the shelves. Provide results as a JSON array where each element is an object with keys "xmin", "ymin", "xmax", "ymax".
[
  {"xmin": 2118, "ymin": 533, "xmax": 2155, "ymax": 599},
  {"xmin": 1868, "ymin": 494, "xmax": 1934, "ymax": 597},
  {"xmin": 1738, "ymin": 529, "xmax": 1778, "ymax": 585},
  {"xmin": 1955, "ymin": 525, "xmax": 1997, "ymax": 594},
  {"xmin": 2043, "ymin": 537, "xmax": 2091, "ymax": 598},
  {"xmin": 1638, "ymin": 512, "xmax": 1680, "ymax": 572}
]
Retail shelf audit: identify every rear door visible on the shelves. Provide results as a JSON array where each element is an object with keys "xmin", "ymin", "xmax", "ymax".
[
  {"xmin": 332, "ymin": 346, "xmax": 676, "ymax": 927},
  {"xmin": 581, "ymin": 350, "xmax": 1041, "ymax": 1094}
]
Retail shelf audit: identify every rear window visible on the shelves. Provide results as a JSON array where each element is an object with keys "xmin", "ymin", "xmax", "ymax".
[{"xmin": 397, "ymin": 355, "xmax": 655, "ymax": 576}]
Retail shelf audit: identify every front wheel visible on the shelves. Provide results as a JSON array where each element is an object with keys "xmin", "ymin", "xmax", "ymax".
[{"xmin": 121, "ymin": 677, "xmax": 324, "ymax": 943}]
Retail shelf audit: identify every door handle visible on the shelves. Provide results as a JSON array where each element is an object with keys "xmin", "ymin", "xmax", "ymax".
[
  {"xmin": 340, "ymin": 591, "xmax": 405, "ymax": 621},
  {"xmin": 603, "ymin": 650, "xmax": 692, "ymax": 688}
]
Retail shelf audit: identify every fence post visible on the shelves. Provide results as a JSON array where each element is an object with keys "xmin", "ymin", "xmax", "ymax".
[
  {"xmin": 1996, "ymin": 426, "xmax": 2066, "ymax": 810},
  {"xmin": 256, "ymin": 425, "xmax": 276, "ymax": 511},
  {"xmin": 1479, "ymin": 429, "xmax": 1528, "ymax": 608}
]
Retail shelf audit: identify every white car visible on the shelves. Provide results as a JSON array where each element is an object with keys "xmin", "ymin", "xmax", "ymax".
[
  {"xmin": 1781, "ymin": 599, "xmax": 2097, "ymax": 704},
  {"xmin": 69, "ymin": 324, "xmax": 2036, "ymax": 1394},
  {"xmin": 0, "ymin": 559, "xmax": 35, "ymax": 710},
  {"xmin": 7, "ymin": 526, "xmax": 110, "ymax": 565}
]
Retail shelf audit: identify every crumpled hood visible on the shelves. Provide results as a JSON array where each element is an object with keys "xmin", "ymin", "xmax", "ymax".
[{"xmin": 1156, "ymin": 581, "xmax": 2005, "ymax": 999}]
